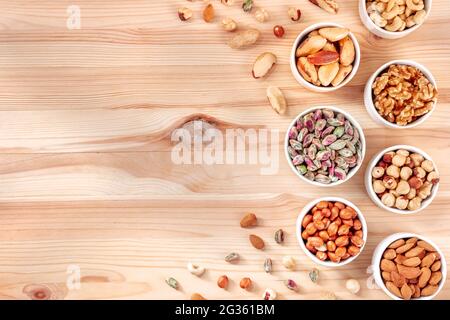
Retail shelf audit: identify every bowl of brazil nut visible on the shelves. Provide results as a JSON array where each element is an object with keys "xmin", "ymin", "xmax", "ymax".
[
  {"xmin": 359, "ymin": 0, "xmax": 432, "ymax": 39},
  {"xmin": 364, "ymin": 60, "xmax": 437, "ymax": 129},
  {"xmin": 372, "ymin": 233, "xmax": 446, "ymax": 300},
  {"xmin": 286, "ymin": 106, "xmax": 366, "ymax": 187},
  {"xmin": 365, "ymin": 145, "xmax": 439, "ymax": 214},
  {"xmin": 296, "ymin": 197, "xmax": 368, "ymax": 267},
  {"xmin": 290, "ymin": 22, "xmax": 360, "ymax": 92}
]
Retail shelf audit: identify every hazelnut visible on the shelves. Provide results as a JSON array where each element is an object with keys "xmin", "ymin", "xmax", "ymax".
[
  {"xmin": 222, "ymin": 18, "xmax": 237, "ymax": 31},
  {"xmin": 406, "ymin": 187, "xmax": 416, "ymax": 200},
  {"xmin": 418, "ymin": 182, "xmax": 433, "ymax": 200},
  {"xmin": 421, "ymin": 160, "xmax": 434, "ymax": 172},
  {"xmin": 410, "ymin": 153, "xmax": 424, "ymax": 167},
  {"xmin": 378, "ymin": 161, "xmax": 388, "ymax": 169},
  {"xmin": 178, "ymin": 7, "xmax": 193, "ymax": 21},
  {"xmin": 400, "ymin": 167, "xmax": 413, "ymax": 181},
  {"xmin": 395, "ymin": 196, "xmax": 409, "ymax": 210},
  {"xmin": 383, "ymin": 176, "xmax": 397, "ymax": 190},
  {"xmin": 240, "ymin": 277, "xmax": 252, "ymax": 290},
  {"xmin": 386, "ymin": 165, "xmax": 400, "ymax": 178},
  {"xmin": 407, "ymin": 197, "xmax": 422, "ymax": 211},
  {"xmin": 389, "ymin": 189, "xmax": 400, "ymax": 198},
  {"xmin": 392, "ymin": 154, "xmax": 406, "ymax": 167},
  {"xmin": 427, "ymin": 171, "xmax": 440, "ymax": 185},
  {"xmin": 381, "ymin": 193, "xmax": 396, "ymax": 207},
  {"xmin": 373, "ymin": 180, "xmax": 386, "ymax": 194},
  {"xmin": 404, "ymin": 156, "xmax": 412, "ymax": 168},
  {"xmin": 408, "ymin": 176, "xmax": 423, "ymax": 189},
  {"xmin": 383, "ymin": 152, "xmax": 394, "ymax": 164},
  {"xmin": 396, "ymin": 149, "xmax": 410, "ymax": 157},
  {"xmin": 396, "ymin": 180, "xmax": 410, "ymax": 195},
  {"xmin": 217, "ymin": 275, "xmax": 229, "ymax": 289},
  {"xmin": 413, "ymin": 167, "xmax": 426, "ymax": 179},
  {"xmin": 254, "ymin": 8, "xmax": 269, "ymax": 23},
  {"xmin": 372, "ymin": 166, "xmax": 385, "ymax": 179},
  {"xmin": 288, "ymin": 7, "xmax": 302, "ymax": 21}
]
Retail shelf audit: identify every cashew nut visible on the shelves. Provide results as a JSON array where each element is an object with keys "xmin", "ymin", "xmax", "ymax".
[
  {"xmin": 370, "ymin": 11, "xmax": 388, "ymax": 27},
  {"xmin": 382, "ymin": 4, "xmax": 400, "ymax": 20},
  {"xmin": 406, "ymin": 15, "xmax": 416, "ymax": 28},
  {"xmin": 386, "ymin": 0, "xmax": 397, "ymax": 12},
  {"xmin": 413, "ymin": 10, "xmax": 427, "ymax": 25},
  {"xmin": 385, "ymin": 16, "xmax": 403, "ymax": 31},
  {"xmin": 187, "ymin": 262, "xmax": 205, "ymax": 276},
  {"xmin": 406, "ymin": 0, "xmax": 424, "ymax": 11}
]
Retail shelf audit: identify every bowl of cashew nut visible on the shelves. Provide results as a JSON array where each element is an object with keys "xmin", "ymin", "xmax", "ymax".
[{"xmin": 359, "ymin": 0, "xmax": 432, "ymax": 39}]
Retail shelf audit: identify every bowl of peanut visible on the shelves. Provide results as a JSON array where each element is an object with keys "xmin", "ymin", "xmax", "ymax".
[
  {"xmin": 359, "ymin": 0, "xmax": 432, "ymax": 39},
  {"xmin": 364, "ymin": 60, "xmax": 437, "ymax": 129},
  {"xmin": 372, "ymin": 233, "xmax": 446, "ymax": 300},
  {"xmin": 365, "ymin": 145, "xmax": 439, "ymax": 214},
  {"xmin": 290, "ymin": 22, "xmax": 361, "ymax": 92},
  {"xmin": 296, "ymin": 197, "xmax": 368, "ymax": 267}
]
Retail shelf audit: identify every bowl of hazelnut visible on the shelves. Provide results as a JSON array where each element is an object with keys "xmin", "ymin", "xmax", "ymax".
[
  {"xmin": 296, "ymin": 197, "xmax": 368, "ymax": 267},
  {"xmin": 359, "ymin": 0, "xmax": 432, "ymax": 39},
  {"xmin": 364, "ymin": 60, "xmax": 437, "ymax": 129},
  {"xmin": 365, "ymin": 145, "xmax": 439, "ymax": 214},
  {"xmin": 290, "ymin": 22, "xmax": 361, "ymax": 92},
  {"xmin": 372, "ymin": 233, "xmax": 446, "ymax": 300}
]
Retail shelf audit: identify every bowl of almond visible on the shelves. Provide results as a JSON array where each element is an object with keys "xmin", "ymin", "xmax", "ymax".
[
  {"xmin": 372, "ymin": 233, "xmax": 446, "ymax": 300},
  {"xmin": 296, "ymin": 197, "xmax": 368, "ymax": 267},
  {"xmin": 359, "ymin": 0, "xmax": 432, "ymax": 39},
  {"xmin": 290, "ymin": 22, "xmax": 360, "ymax": 92},
  {"xmin": 364, "ymin": 60, "xmax": 438, "ymax": 128},
  {"xmin": 365, "ymin": 145, "xmax": 439, "ymax": 214}
]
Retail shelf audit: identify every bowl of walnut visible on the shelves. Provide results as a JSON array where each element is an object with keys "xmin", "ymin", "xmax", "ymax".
[
  {"xmin": 290, "ymin": 22, "xmax": 360, "ymax": 92},
  {"xmin": 365, "ymin": 145, "xmax": 439, "ymax": 214},
  {"xmin": 364, "ymin": 60, "xmax": 437, "ymax": 128},
  {"xmin": 372, "ymin": 233, "xmax": 446, "ymax": 300},
  {"xmin": 359, "ymin": 0, "xmax": 432, "ymax": 39}
]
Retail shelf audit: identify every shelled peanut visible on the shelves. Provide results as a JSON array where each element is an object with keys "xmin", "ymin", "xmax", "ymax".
[
  {"xmin": 295, "ymin": 27, "xmax": 355, "ymax": 87},
  {"xmin": 380, "ymin": 237, "xmax": 443, "ymax": 299},
  {"xmin": 301, "ymin": 200, "xmax": 365, "ymax": 263},
  {"xmin": 371, "ymin": 149, "xmax": 439, "ymax": 211}
]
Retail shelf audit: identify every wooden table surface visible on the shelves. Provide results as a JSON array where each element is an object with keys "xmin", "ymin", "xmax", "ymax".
[{"xmin": 0, "ymin": 0, "xmax": 449, "ymax": 300}]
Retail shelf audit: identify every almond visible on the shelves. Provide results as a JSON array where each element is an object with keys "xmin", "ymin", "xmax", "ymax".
[
  {"xmin": 318, "ymin": 62, "xmax": 339, "ymax": 86},
  {"xmin": 252, "ymin": 52, "xmax": 277, "ymax": 79},
  {"xmin": 421, "ymin": 285, "xmax": 438, "ymax": 297},
  {"xmin": 307, "ymin": 50, "xmax": 339, "ymax": 65},
  {"xmin": 429, "ymin": 271, "xmax": 442, "ymax": 286},
  {"xmin": 412, "ymin": 285, "xmax": 421, "ymax": 298},
  {"xmin": 383, "ymin": 248, "xmax": 397, "ymax": 260},
  {"xmin": 405, "ymin": 246, "xmax": 425, "ymax": 258},
  {"xmin": 395, "ymin": 254, "xmax": 407, "ymax": 265},
  {"xmin": 249, "ymin": 234, "xmax": 265, "ymax": 250},
  {"xmin": 403, "ymin": 257, "xmax": 421, "ymax": 267},
  {"xmin": 191, "ymin": 293, "xmax": 207, "ymax": 300},
  {"xmin": 417, "ymin": 240, "xmax": 436, "ymax": 252},
  {"xmin": 203, "ymin": 4, "xmax": 215, "ymax": 23},
  {"xmin": 318, "ymin": 27, "xmax": 349, "ymax": 42},
  {"xmin": 391, "ymin": 271, "xmax": 406, "ymax": 288},
  {"xmin": 406, "ymin": 237, "xmax": 418, "ymax": 244},
  {"xmin": 296, "ymin": 35, "xmax": 327, "ymax": 57},
  {"xmin": 400, "ymin": 284, "xmax": 412, "ymax": 300},
  {"xmin": 380, "ymin": 259, "xmax": 397, "ymax": 272},
  {"xmin": 397, "ymin": 265, "xmax": 421, "ymax": 279},
  {"xmin": 297, "ymin": 57, "xmax": 318, "ymax": 83},
  {"xmin": 386, "ymin": 281, "xmax": 402, "ymax": 298},
  {"xmin": 431, "ymin": 260, "xmax": 441, "ymax": 272},
  {"xmin": 339, "ymin": 36, "xmax": 355, "ymax": 67},
  {"xmin": 382, "ymin": 271, "xmax": 392, "ymax": 281},
  {"xmin": 331, "ymin": 64, "xmax": 352, "ymax": 87},
  {"xmin": 389, "ymin": 239, "xmax": 405, "ymax": 249},
  {"xmin": 418, "ymin": 267, "xmax": 431, "ymax": 288},
  {"xmin": 421, "ymin": 253, "xmax": 437, "ymax": 268},
  {"xmin": 395, "ymin": 242, "xmax": 415, "ymax": 254},
  {"xmin": 240, "ymin": 213, "xmax": 257, "ymax": 228}
]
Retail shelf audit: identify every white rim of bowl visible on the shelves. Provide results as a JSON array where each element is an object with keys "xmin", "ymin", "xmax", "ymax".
[
  {"xmin": 290, "ymin": 22, "xmax": 361, "ymax": 92},
  {"xmin": 365, "ymin": 59, "xmax": 437, "ymax": 129},
  {"xmin": 372, "ymin": 232, "xmax": 446, "ymax": 300},
  {"xmin": 359, "ymin": 0, "xmax": 432, "ymax": 36},
  {"xmin": 285, "ymin": 106, "xmax": 366, "ymax": 187},
  {"xmin": 365, "ymin": 144, "xmax": 439, "ymax": 214},
  {"xmin": 296, "ymin": 197, "xmax": 368, "ymax": 267}
]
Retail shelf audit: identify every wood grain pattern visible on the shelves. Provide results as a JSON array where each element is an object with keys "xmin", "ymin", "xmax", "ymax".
[{"xmin": 0, "ymin": 0, "xmax": 449, "ymax": 300}]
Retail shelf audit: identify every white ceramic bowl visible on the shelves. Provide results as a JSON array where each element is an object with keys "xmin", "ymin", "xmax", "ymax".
[
  {"xmin": 290, "ymin": 22, "xmax": 361, "ymax": 92},
  {"xmin": 359, "ymin": 0, "xmax": 432, "ymax": 39},
  {"xmin": 365, "ymin": 145, "xmax": 439, "ymax": 214},
  {"xmin": 372, "ymin": 232, "xmax": 446, "ymax": 300},
  {"xmin": 296, "ymin": 197, "xmax": 368, "ymax": 267},
  {"xmin": 285, "ymin": 106, "xmax": 366, "ymax": 187},
  {"xmin": 364, "ymin": 59, "xmax": 437, "ymax": 129}
]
